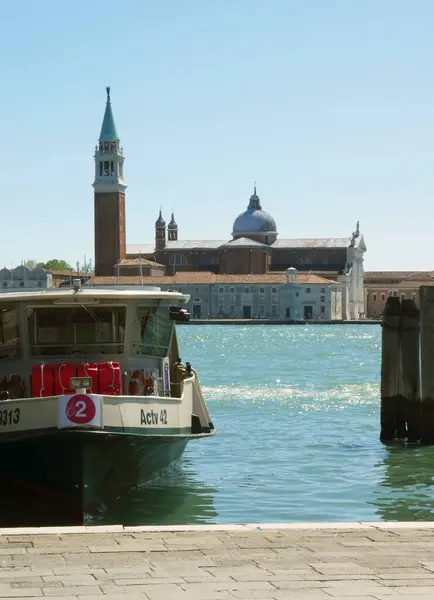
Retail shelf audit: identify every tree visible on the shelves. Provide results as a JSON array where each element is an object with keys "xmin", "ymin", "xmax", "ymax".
[
  {"xmin": 23, "ymin": 259, "xmax": 37, "ymax": 269},
  {"xmin": 36, "ymin": 259, "xmax": 73, "ymax": 271}
]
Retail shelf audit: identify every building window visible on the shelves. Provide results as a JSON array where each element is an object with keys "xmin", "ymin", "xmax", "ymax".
[
  {"xmin": 295, "ymin": 291, "xmax": 299, "ymax": 297},
  {"xmin": 195, "ymin": 287, "xmax": 199, "ymax": 293},
  {"xmin": 321, "ymin": 258, "xmax": 328, "ymax": 265},
  {"xmin": 244, "ymin": 287, "xmax": 250, "ymax": 293},
  {"xmin": 320, "ymin": 295, "xmax": 325, "ymax": 302},
  {"xmin": 259, "ymin": 305, "xmax": 265, "ymax": 314},
  {"xmin": 320, "ymin": 288, "xmax": 325, "ymax": 293},
  {"xmin": 271, "ymin": 287, "xmax": 277, "ymax": 293},
  {"xmin": 169, "ymin": 254, "xmax": 188, "ymax": 266},
  {"xmin": 271, "ymin": 296, "xmax": 277, "ymax": 303},
  {"xmin": 194, "ymin": 297, "xmax": 200, "ymax": 303},
  {"xmin": 393, "ymin": 291, "xmax": 398, "ymax": 297},
  {"xmin": 271, "ymin": 305, "xmax": 277, "ymax": 315},
  {"xmin": 320, "ymin": 306, "xmax": 325, "ymax": 314},
  {"xmin": 401, "ymin": 293, "xmax": 406, "ymax": 300},
  {"xmin": 210, "ymin": 257, "xmax": 220, "ymax": 265},
  {"xmin": 218, "ymin": 295, "xmax": 223, "ymax": 302},
  {"xmin": 381, "ymin": 293, "xmax": 386, "ymax": 302},
  {"xmin": 230, "ymin": 287, "xmax": 235, "ymax": 293},
  {"xmin": 297, "ymin": 257, "xmax": 308, "ymax": 265},
  {"xmin": 306, "ymin": 288, "xmax": 311, "ymax": 294},
  {"xmin": 219, "ymin": 287, "xmax": 224, "ymax": 293},
  {"xmin": 412, "ymin": 292, "xmax": 417, "ymax": 301},
  {"xmin": 388, "ymin": 290, "xmax": 393, "ymax": 296},
  {"xmin": 372, "ymin": 293, "xmax": 377, "ymax": 301},
  {"xmin": 229, "ymin": 305, "xmax": 235, "ymax": 314},
  {"xmin": 259, "ymin": 287, "xmax": 265, "ymax": 294}
]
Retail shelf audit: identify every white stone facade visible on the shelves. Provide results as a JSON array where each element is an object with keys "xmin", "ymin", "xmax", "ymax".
[{"xmin": 157, "ymin": 279, "xmax": 343, "ymax": 320}]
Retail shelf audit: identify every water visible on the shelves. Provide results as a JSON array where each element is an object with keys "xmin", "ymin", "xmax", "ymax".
[
  {"xmin": 5, "ymin": 325, "xmax": 434, "ymax": 525},
  {"xmin": 93, "ymin": 325, "xmax": 434, "ymax": 525}
]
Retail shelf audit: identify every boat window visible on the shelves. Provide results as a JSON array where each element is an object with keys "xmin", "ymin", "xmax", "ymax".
[
  {"xmin": 27, "ymin": 305, "xmax": 126, "ymax": 356},
  {"xmin": 0, "ymin": 305, "xmax": 20, "ymax": 359},
  {"xmin": 133, "ymin": 302, "xmax": 173, "ymax": 357}
]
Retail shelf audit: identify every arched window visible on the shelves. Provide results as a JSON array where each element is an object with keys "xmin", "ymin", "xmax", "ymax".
[{"xmin": 169, "ymin": 254, "xmax": 188, "ymax": 266}]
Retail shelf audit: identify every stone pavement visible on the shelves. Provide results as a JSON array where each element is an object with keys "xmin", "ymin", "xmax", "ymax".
[{"xmin": 2, "ymin": 522, "xmax": 434, "ymax": 599}]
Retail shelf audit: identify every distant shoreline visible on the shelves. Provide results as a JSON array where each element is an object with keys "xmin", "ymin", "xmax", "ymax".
[{"xmin": 181, "ymin": 319, "xmax": 380, "ymax": 325}]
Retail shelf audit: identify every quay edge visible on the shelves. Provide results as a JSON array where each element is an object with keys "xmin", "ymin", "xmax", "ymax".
[{"xmin": 1, "ymin": 521, "xmax": 434, "ymax": 535}]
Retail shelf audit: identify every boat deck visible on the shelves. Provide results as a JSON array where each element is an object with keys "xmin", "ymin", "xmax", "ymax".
[{"xmin": 1, "ymin": 522, "xmax": 434, "ymax": 599}]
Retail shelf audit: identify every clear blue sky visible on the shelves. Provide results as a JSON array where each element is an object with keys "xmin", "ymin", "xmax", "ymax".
[{"xmin": 0, "ymin": 0, "xmax": 433, "ymax": 271}]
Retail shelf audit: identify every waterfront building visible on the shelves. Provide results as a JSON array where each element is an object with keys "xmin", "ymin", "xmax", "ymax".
[
  {"xmin": 87, "ymin": 268, "xmax": 343, "ymax": 321},
  {"xmin": 92, "ymin": 88, "xmax": 366, "ymax": 320},
  {"xmin": 0, "ymin": 266, "xmax": 52, "ymax": 291},
  {"xmin": 364, "ymin": 271, "xmax": 434, "ymax": 318}
]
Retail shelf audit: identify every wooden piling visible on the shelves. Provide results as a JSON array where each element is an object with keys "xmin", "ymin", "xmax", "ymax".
[
  {"xmin": 380, "ymin": 296, "xmax": 402, "ymax": 442},
  {"xmin": 420, "ymin": 286, "xmax": 434, "ymax": 443},
  {"xmin": 400, "ymin": 299, "xmax": 421, "ymax": 442}
]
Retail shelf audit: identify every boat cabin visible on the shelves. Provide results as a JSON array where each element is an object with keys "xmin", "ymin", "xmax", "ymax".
[{"xmin": 0, "ymin": 286, "xmax": 190, "ymax": 400}]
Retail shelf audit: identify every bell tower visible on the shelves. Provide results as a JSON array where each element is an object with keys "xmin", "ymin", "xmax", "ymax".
[
  {"xmin": 168, "ymin": 212, "xmax": 178, "ymax": 241},
  {"xmin": 93, "ymin": 87, "xmax": 127, "ymax": 276},
  {"xmin": 155, "ymin": 210, "xmax": 166, "ymax": 250}
]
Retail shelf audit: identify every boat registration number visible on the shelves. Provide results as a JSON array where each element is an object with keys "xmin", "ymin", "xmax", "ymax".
[
  {"xmin": 0, "ymin": 407, "xmax": 20, "ymax": 426},
  {"xmin": 140, "ymin": 408, "xmax": 168, "ymax": 426}
]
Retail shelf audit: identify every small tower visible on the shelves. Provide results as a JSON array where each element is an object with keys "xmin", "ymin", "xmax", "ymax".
[
  {"xmin": 168, "ymin": 212, "xmax": 178, "ymax": 241},
  {"xmin": 93, "ymin": 87, "xmax": 127, "ymax": 276},
  {"xmin": 155, "ymin": 210, "xmax": 166, "ymax": 250}
]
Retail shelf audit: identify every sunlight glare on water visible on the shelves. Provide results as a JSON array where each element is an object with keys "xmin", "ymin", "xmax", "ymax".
[{"xmin": 92, "ymin": 324, "xmax": 434, "ymax": 525}]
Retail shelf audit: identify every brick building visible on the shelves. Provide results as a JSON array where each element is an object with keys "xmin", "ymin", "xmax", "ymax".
[
  {"xmin": 364, "ymin": 271, "xmax": 434, "ymax": 318},
  {"xmin": 91, "ymin": 88, "xmax": 367, "ymax": 320}
]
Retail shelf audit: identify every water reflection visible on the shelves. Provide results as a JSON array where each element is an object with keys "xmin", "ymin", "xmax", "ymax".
[
  {"xmin": 89, "ymin": 455, "xmax": 217, "ymax": 525},
  {"xmin": 373, "ymin": 445, "xmax": 434, "ymax": 521},
  {"xmin": 0, "ymin": 455, "xmax": 217, "ymax": 527}
]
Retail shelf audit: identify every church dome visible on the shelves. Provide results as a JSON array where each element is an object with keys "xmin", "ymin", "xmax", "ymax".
[{"xmin": 232, "ymin": 187, "xmax": 277, "ymax": 236}]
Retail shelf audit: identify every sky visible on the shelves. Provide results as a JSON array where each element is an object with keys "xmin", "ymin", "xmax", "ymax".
[{"xmin": 0, "ymin": 0, "xmax": 433, "ymax": 272}]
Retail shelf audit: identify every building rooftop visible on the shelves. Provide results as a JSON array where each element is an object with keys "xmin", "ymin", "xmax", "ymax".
[
  {"xmin": 272, "ymin": 238, "xmax": 351, "ymax": 249},
  {"xmin": 116, "ymin": 258, "xmax": 164, "ymax": 267},
  {"xmin": 222, "ymin": 237, "xmax": 269, "ymax": 248},
  {"xmin": 87, "ymin": 271, "xmax": 338, "ymax": 286},
  {"xmin": 126, "ymin": 244, "xmax": 156, "ymax": 256},
  {"xmin": 365, "ymin": 271, "xmax": 434, "ymax": 282}
]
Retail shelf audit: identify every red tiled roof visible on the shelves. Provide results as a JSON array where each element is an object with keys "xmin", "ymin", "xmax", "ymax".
[
  {"xmin": 48, "ymin": 270, "xmax": 90, "ymax": 277},
  {"xmin": 364, "ymin": 271, "xmax": 434, "ymax": 282},
  {"xmin": 86, "ymin": 271, "xmax": 338, "ymax": 286}
]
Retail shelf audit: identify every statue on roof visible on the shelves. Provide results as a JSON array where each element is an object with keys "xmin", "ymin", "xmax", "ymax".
[{"xmin": 106, "ymin": 86, "xmax": 111, "ymax": 100}]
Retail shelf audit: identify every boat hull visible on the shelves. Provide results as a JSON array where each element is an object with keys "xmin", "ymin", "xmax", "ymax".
[{"xmin": 0, "ymin": 430, "xmax": 189, "ymax": 525}]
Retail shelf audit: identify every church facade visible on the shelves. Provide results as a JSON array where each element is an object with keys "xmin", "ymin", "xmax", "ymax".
[{"xmin": 90, "ymin": 88, "xmax": 367, "ymax": 320}]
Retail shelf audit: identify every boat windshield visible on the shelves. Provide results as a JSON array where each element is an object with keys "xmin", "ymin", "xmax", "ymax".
[
  {"xmin": 133, "ymin": 301, "xmax": 174, "ymax": 357},
  {"xmin": 27, "ymin": 304, "xmax": 126, "ymax": 356},
  {"xmin": 0, "ymin": 305, "xmax": 20, "ymax": 359}
]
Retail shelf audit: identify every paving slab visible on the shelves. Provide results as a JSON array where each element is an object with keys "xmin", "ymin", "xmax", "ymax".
[{"xmin": 1, "ymin": 523, "xmax": 434, "ymax": 599}]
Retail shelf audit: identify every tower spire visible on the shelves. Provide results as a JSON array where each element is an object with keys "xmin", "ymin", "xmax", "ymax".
[{"xmin": 99, "ymin": 86, "xmax": 119, "ymax": 141}]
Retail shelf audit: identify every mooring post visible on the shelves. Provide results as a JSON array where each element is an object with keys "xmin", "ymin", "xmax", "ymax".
[
  {"xmin": 419, "ymin": 286, "xmax": 434, "ymax": 443},
  {"xmin": 380, "ymin": 296, "xmax": 402, "ymax": 442},
  {"xmin": 400, "ymin": 299, "xmax": 421, "ymax": 442}
]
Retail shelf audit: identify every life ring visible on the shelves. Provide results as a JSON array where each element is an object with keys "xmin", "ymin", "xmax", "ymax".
[{"xmin": 129, "ymin": 369, "xmax": 145, "ymax": 396}]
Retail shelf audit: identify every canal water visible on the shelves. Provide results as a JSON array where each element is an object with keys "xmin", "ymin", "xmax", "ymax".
[{"xmin": 4, "ymin": 324, "xmax": 434, "ymax": 526}]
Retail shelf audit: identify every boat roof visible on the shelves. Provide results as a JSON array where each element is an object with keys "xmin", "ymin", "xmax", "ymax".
[{"xmin": 0, "ymin": 286, "xmax": 189, "ymax": 304}]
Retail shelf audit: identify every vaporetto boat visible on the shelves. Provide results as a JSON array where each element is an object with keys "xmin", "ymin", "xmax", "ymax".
[{"xmin": 0, "ymin": 281, "xmax": 215, "ymax": 522}]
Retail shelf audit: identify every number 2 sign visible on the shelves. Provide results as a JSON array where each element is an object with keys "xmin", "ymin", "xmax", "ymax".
[{"xmin": 58, "ymin": 394, "xmax": 102, "ymax": 429}]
